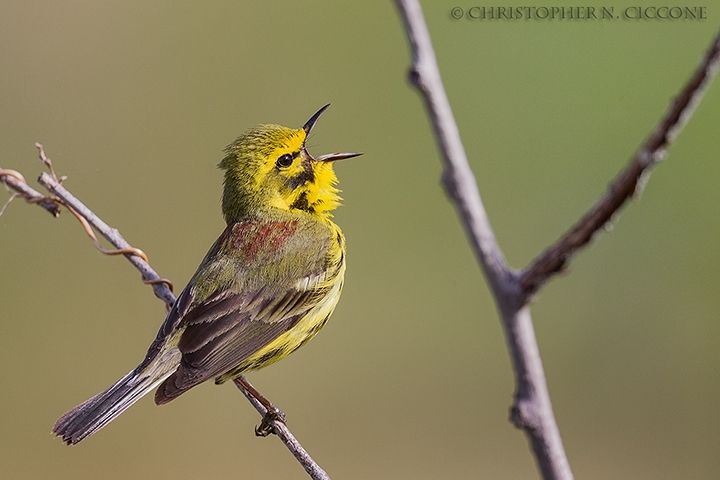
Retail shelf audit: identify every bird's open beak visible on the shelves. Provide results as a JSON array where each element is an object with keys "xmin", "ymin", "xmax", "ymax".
[
  {"xmin": 302, "ymin": 104, "xmax": 363, "ymax": 162},
  {"xmin": 303, "ymin": 104, "xmax": 331, "ymax": 135},
  {"xmin": 314, "ymin": 152, "xmax": 363, "ymax": 162}
]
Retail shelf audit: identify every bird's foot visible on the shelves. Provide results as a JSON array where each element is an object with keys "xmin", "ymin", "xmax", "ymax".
[{"xmin": 255, "ymin": 406, "xmax": 286, "ymax": 437}]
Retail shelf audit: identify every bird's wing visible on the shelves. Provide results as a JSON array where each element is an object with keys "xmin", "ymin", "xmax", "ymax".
[{"xmin": 151, "ymin": 217, "xmax": 340, "ymax": 404}]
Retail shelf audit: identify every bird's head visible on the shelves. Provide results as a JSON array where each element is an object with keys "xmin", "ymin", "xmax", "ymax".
[{"xmin": 219, "ymin": 104, "xmax": 361, "ymax": 223}]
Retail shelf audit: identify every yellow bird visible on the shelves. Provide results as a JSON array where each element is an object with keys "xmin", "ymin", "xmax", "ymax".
[{"xmin": 54, "ymin": 104, "xmax": 361, "ymax": 444}]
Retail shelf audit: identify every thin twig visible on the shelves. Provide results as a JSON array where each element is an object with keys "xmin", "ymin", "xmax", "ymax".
[
  {"xmin": 394, "ymin": 1, "xmax": 515, "ymax": 298},
  {"xmin": 35, "ymin": 142, "xmax": 61, "ymax": 182},
  {"xmin": 37, "ymin": 172, "xmax": 176, "ymax": 309},
  {"xmin": 395, "ymin": 1, "xmax": 574, "ymax": 479},
  {"xmin": 520, "ymin": 29, "xmax": 720, "ymax": 295},
  {"xmin": 0, "ymin": 167, "xmax": 61, "ymax": 216},
  {"xmin": 234, "ymin": 378, "xmax": 331, "ymax": 480},
  {"xmin": 29, "ymin": 162, "xmax": 329, "ymax": 479}
]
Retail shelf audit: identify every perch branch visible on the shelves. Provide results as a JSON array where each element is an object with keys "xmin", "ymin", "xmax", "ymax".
[
  {"xmin": 234, "ymin": 377, "xmax": 330, "ymax": 480},
  {"xmin": 37, "ymin": 172, "xmax": 175, "ymax": 308}
]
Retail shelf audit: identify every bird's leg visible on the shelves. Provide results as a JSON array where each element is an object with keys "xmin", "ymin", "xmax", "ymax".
[{"xmin": 234, "ymin": 375, "xmax": 287, "ymax": 437}]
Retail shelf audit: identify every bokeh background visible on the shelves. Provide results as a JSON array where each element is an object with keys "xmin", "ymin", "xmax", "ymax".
[{"xmin": 1, "ymin": 1, "xmax": 719, "ymax": 479}]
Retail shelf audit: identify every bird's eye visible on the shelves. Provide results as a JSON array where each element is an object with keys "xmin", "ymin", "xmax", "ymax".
[{"xmin": 276, "ymin": 154, "xmax": 293, "ymax": 169}]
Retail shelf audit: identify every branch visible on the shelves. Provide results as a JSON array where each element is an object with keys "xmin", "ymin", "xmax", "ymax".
[
  {"xmin": 37, "ymin": 172, "xmax": 176, "ymax": 309},
  {"xmin": 395, "ymin": 0, "xmax": 720, "ymax": 478},
  {"xmin": 1, "ymin": 167, "xmax": 61, "ymax": 216},
  {"xmin": 520, "ymin": 29, "xmax": 720, "ymax": 294},
  {"xmin": 394, "ymin": 1, "xmax": 570, "ymax": 479},
  {"xmin": 5, "ymin": 154, "xmax": 330, "ymax": 480},
  {"xmin": 234, "ymin": 377, "xmax": 330, "ymax": 480}
]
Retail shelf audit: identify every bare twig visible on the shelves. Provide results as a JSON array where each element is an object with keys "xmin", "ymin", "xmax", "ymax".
[
  {"xmin": 27, "ymin": 161, "xmax": 328, "ymax": 479},
  {"xmin": 35, "ymin": 142, "xmax": 62, "ymax": 182},
  {"xmin": 234, "ymin": 377, "xmax": 331, "ymax": 480},
  {"xmin": 520, "ymin": 29, "xmax": 720, "ymax": 295},
  {"xmin": 394, "ymin": 2, "xmax": 514, "ymax": 296},
  {"xmin": 1, "ymin": 167, "xmax": 61, "ymax": 216},
  {"xmin": 37, "ymin": 172, "xmax": 176, "ymax": 309}
]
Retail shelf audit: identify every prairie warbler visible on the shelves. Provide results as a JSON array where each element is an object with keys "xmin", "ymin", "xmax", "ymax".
[{"xmin": 53, "ymin": 104, "xmax": 361, "ymax": 444}]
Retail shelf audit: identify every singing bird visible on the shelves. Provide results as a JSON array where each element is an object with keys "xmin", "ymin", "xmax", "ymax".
[{"xmin": 53, "ymin": 105, "xmax": 361, "ymax": 444}]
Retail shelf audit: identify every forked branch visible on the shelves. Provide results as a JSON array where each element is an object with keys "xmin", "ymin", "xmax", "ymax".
[{"xmin": 394, "ymin": 1, "xmax": 720, "ymax": 479}]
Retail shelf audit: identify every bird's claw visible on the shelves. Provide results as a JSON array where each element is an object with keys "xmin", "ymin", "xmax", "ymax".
[{"xmin": 255, "ymin": 407, "xmax": 286, "ymax": 437}]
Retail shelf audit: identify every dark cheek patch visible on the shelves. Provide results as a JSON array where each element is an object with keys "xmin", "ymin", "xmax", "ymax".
[
  {"xmin": 290, "ymin": 191, "xmax": 310, "ymax": 211},
  {"xmin": 287, "ymin": 164, "xmax": 315, "ymax": 189}
]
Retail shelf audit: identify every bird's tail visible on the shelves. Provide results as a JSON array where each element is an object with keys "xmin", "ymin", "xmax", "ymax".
[{"xmin": 53, "ymin": 348, "xmax": 181, "ymax": 445}]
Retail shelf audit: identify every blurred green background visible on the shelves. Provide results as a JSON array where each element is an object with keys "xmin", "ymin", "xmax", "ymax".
[{"xmin": 1, "ymin": 1, "xmax": 719, "ymax": 479}]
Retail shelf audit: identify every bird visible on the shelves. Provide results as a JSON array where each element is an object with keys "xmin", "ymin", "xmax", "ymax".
[{"xmin": 53, "ymin": 104, "xmax": 361, "ymax": 445}]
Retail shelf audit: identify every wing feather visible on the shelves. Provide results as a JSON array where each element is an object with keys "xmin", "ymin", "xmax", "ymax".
[{"xmin": 153, "ymin": 218, "xmax": 340, "ymax": 405}]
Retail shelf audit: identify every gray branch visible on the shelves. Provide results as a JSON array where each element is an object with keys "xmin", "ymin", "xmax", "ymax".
[
  {"xmin": 394, "ymin": 1, "xmax": 573, "ymax": 478},
  {"xmin": 1, "ymin": 167, "xmax": 61, "ymax": 216},
  {"xmin": 234, "ymin": 377, "xmax": 330, "ymax": 480},
  {"xmin": 37, "ymin": 173, "xmax": 175, "ymax": 308},
  {"xmin": 394, "ymin": 1, "xmax": 514, "ymax": 296}
]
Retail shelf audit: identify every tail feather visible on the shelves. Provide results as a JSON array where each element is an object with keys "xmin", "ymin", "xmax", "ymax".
[{"xmin": 53, "ymin": 348, "xmax": 181, "ymax": 445}]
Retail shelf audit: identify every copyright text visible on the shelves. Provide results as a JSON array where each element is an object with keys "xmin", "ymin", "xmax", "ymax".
[{"xmin": 450, "ymin": 6, "xmax": 708, "ymax": 20}]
